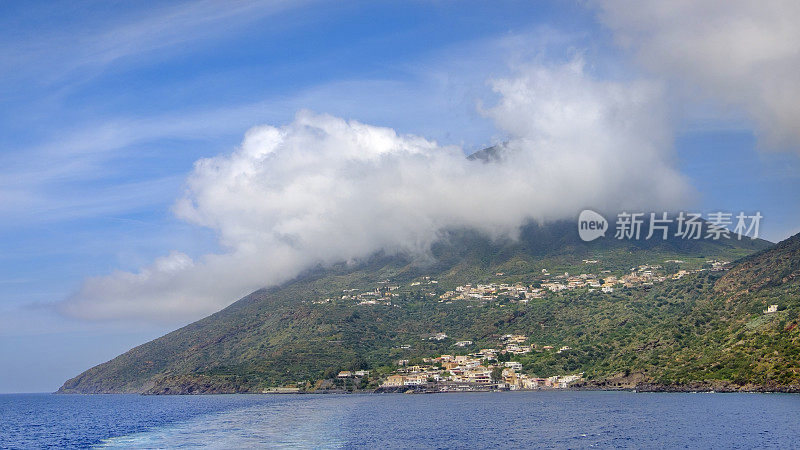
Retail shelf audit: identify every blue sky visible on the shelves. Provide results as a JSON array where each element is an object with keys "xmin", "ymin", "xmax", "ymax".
[{"xmin": 1, "ymin": 1, "xmax": 799, "ymax": 393}]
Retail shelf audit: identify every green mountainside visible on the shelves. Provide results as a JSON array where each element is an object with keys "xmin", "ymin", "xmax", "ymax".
[{"xmin": 56, "ymin": 220, "xmax": 800, "ymax": 394}]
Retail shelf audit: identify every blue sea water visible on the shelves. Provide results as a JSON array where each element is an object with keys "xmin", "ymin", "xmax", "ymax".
[{"xmin": 1, "ymin": 391, "xmax": 799, "ymax": 448}]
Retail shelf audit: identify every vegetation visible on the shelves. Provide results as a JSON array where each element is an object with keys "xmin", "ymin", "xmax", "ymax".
[{"xmin": 57, "ymin": 222, "xmax": 799, "ymax": 394}]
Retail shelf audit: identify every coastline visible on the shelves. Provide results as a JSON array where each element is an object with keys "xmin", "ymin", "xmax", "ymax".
[{"xmin": 57, "ymin": 382, "xmax": 800, "ymax": 395}]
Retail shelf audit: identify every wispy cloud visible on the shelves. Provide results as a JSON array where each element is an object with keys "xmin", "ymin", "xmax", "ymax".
[
  {"xmin": 1, "ymin": 176, "xmax": 185, "ymax": 227},
  {"xmin": 0, "ymin": 0, "xmax": 314, "ymax": 92},
  {"xmin": 0, "ymin": 95, "xmax": 300, "ymax": 227}
]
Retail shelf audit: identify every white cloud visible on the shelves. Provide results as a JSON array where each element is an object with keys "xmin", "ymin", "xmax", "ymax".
[
  {"xmin": 596, "ymin": 0, "xmax": 800, "ymax": 151},
  {"xmin": 60, "ymin": 60, "xmax": 692, "ymax": 322}
]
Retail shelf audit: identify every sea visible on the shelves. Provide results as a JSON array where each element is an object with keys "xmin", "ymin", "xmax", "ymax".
[{"xmin": 1, "ymin": 391, "xmax": 799, "ymax": 448}]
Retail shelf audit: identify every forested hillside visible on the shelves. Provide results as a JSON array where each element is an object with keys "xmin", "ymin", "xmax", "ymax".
[{"xmin": 58, "ymin": 222, "xmax": 797, "ymax": 394}]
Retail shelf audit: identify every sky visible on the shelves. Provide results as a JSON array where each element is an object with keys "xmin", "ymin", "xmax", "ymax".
[{"xmin": 1, "ymin": 0, "xmax": 799, "ymax": 393}]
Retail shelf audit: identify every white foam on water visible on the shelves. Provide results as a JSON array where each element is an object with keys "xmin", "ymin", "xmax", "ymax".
[{"xmin": 97, "ymin": 395, "xmax": 364, "ymax": 449}]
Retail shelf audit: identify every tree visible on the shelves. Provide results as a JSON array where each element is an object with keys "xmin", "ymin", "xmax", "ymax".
[{"xmin": 491, "ymin": 366, "xmax": 503, "ymax": 382}]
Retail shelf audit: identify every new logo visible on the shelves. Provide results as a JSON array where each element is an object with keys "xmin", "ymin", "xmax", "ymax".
[{"xmin": 578, "ymin": 210, "xmax": 607, "ymax": 241}]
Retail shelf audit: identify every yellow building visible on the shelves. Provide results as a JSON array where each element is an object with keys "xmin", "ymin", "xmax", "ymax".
[{"xmin": 383, "ymin": 375, "xmax": 405, "ymax": 387}]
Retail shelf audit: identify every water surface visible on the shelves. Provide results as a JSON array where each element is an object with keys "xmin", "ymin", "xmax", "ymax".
[{"xmin": 1, "ymin": 391, "xmax": 798, "ymax": 448}]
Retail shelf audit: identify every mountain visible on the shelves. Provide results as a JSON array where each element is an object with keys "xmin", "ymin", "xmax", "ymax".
[
  {"xmin": 581, "ymin": 231, "xmax": 800, "ymax": 392},
  {"xmin": 57, "ymin": 220, "xmax": 794, "ymax": 394},
  {"xmin": 466, "ymin": 144, "xmax": 507, "ymax": 163}
]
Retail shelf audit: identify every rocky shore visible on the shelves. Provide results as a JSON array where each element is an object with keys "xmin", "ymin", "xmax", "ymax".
[{"xmin": 572, "ymin": 371, "xmax": 800, "ymax": 394}]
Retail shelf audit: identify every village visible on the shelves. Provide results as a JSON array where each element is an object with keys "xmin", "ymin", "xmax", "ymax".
[
  {"xmin": 332, "ymin": 333, "xmax": 584, "ymax": 392},
  {"xmin": 438, "ymin": 260, "xmax": 728, "ymax": 302},
  {"xmin": 313, "ymin": 259, "xmax": 729, "ymax": 308},
  {"xmin": 320, "ymin": 259, "xmax": 730, "ymax": 393}
]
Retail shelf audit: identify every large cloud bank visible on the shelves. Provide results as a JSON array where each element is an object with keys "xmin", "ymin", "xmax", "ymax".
[
  {"xmin": 60, "ymin": 60, "xmax": 691, "ymax": 321},
  {"xmin": 597, "ymin": 0, "xmax": 800, "ymax": 151}
]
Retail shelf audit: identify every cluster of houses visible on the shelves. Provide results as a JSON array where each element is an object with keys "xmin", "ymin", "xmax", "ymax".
[
  {"xmin": 440, "ymin": 282, "xmax": 546, "ymax": 302},
  {"xmin": 336, "ymin": 370, "xmax": 371, "ymax": 378},
  {"xmin": 493, "ymin": 334, "xmax": 571, "ymax": 355},
  {"xmin": 410, "ymin": 276, "xmax": 439, "ymax": 287},
  {"xmin": 380, "ymin": 335, "xmax": 582, "ymax": 391},
  {"xmin": 313, "ymin": 277, "xmax": 444, "ymax": 307},
  {"xmin": 311, "ymin": 259, "xmax": 730, "ymax": 307},
  {"xmin": 439, "ymin": 271, "xmax": 617, "ymax": 301},
  {"xmin": 313, "ymin": 285, "xmax": 401, "ymax": 306},
  {"xmin": 439, "ymin": 260, "xmax": 730, "ymax": 301},
  {"xmin": 381, "ymin": 354, "xmax": 582, "ymax": 391}
]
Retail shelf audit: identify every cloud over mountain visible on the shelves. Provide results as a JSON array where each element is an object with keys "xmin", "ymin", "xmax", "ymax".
[{"xmin": 59, "ymin": 60, "xmax": 691, "ymax": 321}]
